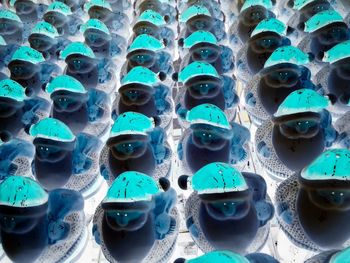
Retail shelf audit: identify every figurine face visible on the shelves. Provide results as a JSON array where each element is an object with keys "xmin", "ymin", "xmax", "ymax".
[
  {"xmin": 263, "ymin": 64, "xmax": 305, "ymax": 88},
  {"xmin": 138, "ymin": 0, "xmax": 162, "ymax": 14},
  {"xmin": 84, "ymin": 30, "xmax": 110, "ymax": 48},
  {"xmin": 278, "ymin": 117, "xmax": 320, "ymax": 139},
  {"xmin": 0, "ymin": 97, "xmax": 23, "ymax": 118},
  {"xmin": 0, "ymin": 19, "xmax": 21, "ymax": 36},
  {"xmin": 105, "ymin": 208, "xmax": 150, "ymax": 231},
  {"xmin": 66, "ymin": 54, "xmax": 96, "ymax": 74},
  {"xmin": 191, "ymin": 124, "xmax": 228, "ymax": 151},
  {"xmin": 29, "ymin": 34, "xmax": 56, "ymax": 52},
  {"xmin": 307, "ymin": 188, "xmax": 350, "ymax": 210},
  {"xmin": 128, "ymin": 50, "xmax": 156, "ymax": 68},
  {"xmin": 190, "ymin": 44, "xmax": 220, "ymax": 63},
  {"xmin": 133, "ymin": 23, "xmax": 160, "ymax": 38},
  {"xmin": 120, "ymin": 85, "xmax": 153, "ymax": 106},
  {"xmin": 44, "ymin": 12, "xmax": 68, "ymax": 28},
  {"xmin": 8, "ymin": 60, "xmax": 38, "ymax": 80},
  {"xmin": 51, "ymin": 91, "xmax": 86, "ymax": 113},
  {"xmin": 0, "ymin": 214, "xmax": 39, "ymax": 234},
  {"xmin": 186, "ymin": 15, "xmax": 213, "ymax": 33},
  {"xmin": 35, "ymin": 140, "xmax": 72, "ymax": 163},
  {"xmin": 14, "ymin": 0, "xmax": 36, "ymax": 16},
  {"xmin": 203, "ymin": 198, "xmax": 251, "ymax": 220},
  {"xmin": 109, "ymin": 136, "xmax": 149, "ymax": 160},
  {"xmin": 88, "ymin": 6, "xmax": 111, "ymax": 22},
  {"xmin": 300, "ymin": 0, "xmax": 331, "ymax": 21},
  {"xmin": 187, "ymin": 78, "xmax": 221, "ymax": 99}
]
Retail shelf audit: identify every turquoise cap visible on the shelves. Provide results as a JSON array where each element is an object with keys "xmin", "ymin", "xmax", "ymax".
[
  {"xmin": 241, "ymin": 0, "xmax": 273, "ymax": 12},
  {"xmin": 137, "ymin": 10, "xmax": 166, "ymax": 26},
  {"xmin": 46, "ymin": 2, "xmax": 72, "ymax": 16},
  {"xmin": 0, "ymin": 79, "xmax": 25, "ymax": 102},
  {"xmin": 109, "ymin": 112, "xmax": 155, "ymax": 137},
  {"xmin": 274, "ymin": 89, "xmax": 330, "ymax": 117},
  {"xmin": 251, "ymin": 18, "xmax": 287, "ymax": 37},
  {"xmin": 31, "ymin": 21, "xmax": 59, "ymax": 39},
  {"xmin": 293, "ymin": 0, "xmax": 317, "ymax": 10},
  {"xmin": 46, "ymin": 75, "xmax": 86, "ymax": 94},
  {"xmin": 84, "ymin": 0, "xmax": 112, "ymax": 12},
  {"xmin": 60, "ymin": 42, "xmax": 96, "ymax": 60},
  {"xmin": 179, "ymin": 5, "xmax": 211, "ymax": 23},
  {"xmin": 11, "ymin": 46, "xmax": 45, "ymax": 64},
  {"xmin": 186, "ymin": 104, "xmax": 230, "ymax": 129},
  {"xmin": 323, "ymin": 40, "xmax": 350, "ymax": 64},
  {"xmin": 103, "ymin": 171, "xmax": 161, "ymax": 203},
  {"xmin": 128, "ymin": 34, "xmax": 165, "ymax": 52},
  {"xmin": 179, "ymin": 61, "xmax": 220, "ymax": 84},
  {"xmin": 301, "ymin": 149, "xmax": 350, "ymax": 181},
  {"xmin": 304, "ymin": 10, "xmax": 343, "ymax": 33},
  {"xmin": 183, "ymin": 30, "xmax": 217, "ymax": 49},
  {"xmin": 330, "ymin": 247, "xmax": 350, "ymax": 263},
  {"xmin": 30, "ymin": 117, "xmax": 75, "ymax": 142},
  {"xmin": 0, "ymin": 176, "xmax": 48, "ymax": 207},
  {"xmin": 121, "ymin": 66, "xmax": 160, "ymax": 86},
  {"xmin": 264, "ymin": 46, "xmax": 310, "ymax": 68},
  {"xmin": 80, "ymin": 19, "xmax": 110, "ymax": 36},
  {"xmin": 0, "ymin": 9, "xmax": 21, "ymax": 23},
  {"xmin": 188, "ymin": 250, "xmax": 250, "ymax": 263}
]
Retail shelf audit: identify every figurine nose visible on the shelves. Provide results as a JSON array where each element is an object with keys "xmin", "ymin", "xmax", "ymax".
[
  {"xmin": 331, "ymin": 194, "xmax": 345, "ymax": 206},
  {"xmin": 128, "ymin": 93, "xmax": 138, "ymax": 101},
  {"xmin": 116, "ymin": 216, "xmax": 128, "ymax": 227},
  {"xmin": 223, "ymin": 204, "xmax": 236, "ymax": 216},
  {"xmin": 1, "ymin": 218, "xmax": 15, "ymax": 231},
  {"xmin": 296, "ymin": 123, "xmax": 309, "ymax": 134},
  {"xmin": 200, "ymin": 86, "xmax": 209, "ymax": 95}
]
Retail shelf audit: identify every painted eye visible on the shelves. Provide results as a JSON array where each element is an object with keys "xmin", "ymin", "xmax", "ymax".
[
  {"xmin": 332, "ymin": 192, "xmax": 335, "ymax": 195},
  {"xmin": 340, "ymin": 193, "xmax": 344, "ymax": 196},
  {"xmin": 46, "ymin": 148, "xmax": 48, "ymax": 151},
  {"xmin": 117, "ymin": 213, "xmax": 120, "ymax": 216},
  {"xmin": 124, "ymin": 214, "xmax": 127, "ymax": 217},
  {"xmin": 223, "ymin": 203, "xmax": 227, "ymax": 206}
]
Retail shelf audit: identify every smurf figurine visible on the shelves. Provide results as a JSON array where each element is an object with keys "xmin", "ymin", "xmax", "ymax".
[
  {"xmin": 235, "ymin": 18, "xmax": 291, "ymax": 83},
  {"xmin": 0, "ymin": 35, "xmax": 18, "ymax": 72},
  {"xmin": 122, "ymin": 34, "xmax": 172, "ymax": 80},
  {"xmin": 30, "ymin": 117, "xmax": 103, "ymax": 197},
  {"xmin": 175, "ymin": 62, "xmax": 238, "ymax": 127},
  {"xmin": 229, "ymin": 0, "xmax": 276, "ymax": 53},
  {"xmin": 255, "ymin": 89, "xmax": 337, "ymax": 180},
  {"xmin": 0, "ymin": 176, "xmax": 86, "ymax": 263},
  {"xmin": 305, "ymin": 246, "xmax": 350, "ymax": 263},
  {"xmin": 276, "ymin": 149, "xmax": 350, "ymax": 251},
  {"xmin": 244, "ymin": 46, "xmax": 314, "ymax": 125},
  {"xmin": 8, "ymin": 46, "xmax": 61, "ymax": 98},
  {"xmin": 0, "ymin": 9, "xmax": 24, "ymax": 44},
  {"xmin": 135, "ymin": 0, "xmax": 177, "ymax": 24},
  {"xmin": 46, "ymin": 75, "xmax": 111, "ymax": 137},
  {"xmin": 55, "ymin": 0, "xmax": 85, "ymax": 14},
  {"xmin": 99, "ymin": 112, "xmax": 171, "ymax": 185},
  {"xmin": 178, "ymin": 30, "xmax": 234, "ymax": 75},
  {"xmin": 0, "ymin": 79, "xmax": 50, "ymax": 142},
  {"xmin": 178, "ymin": 5, "xmax": 226, "ymax": 42},
  {"xmin": 177, "ymin": 0, "xmax": 224, "ymax": 22},
  {"xmin": 177, "ymin": 104, "xmax": 249, "ymax": 174},
  {"xmin": 92, "ymin": 171, "xmax": 179, "ymax": 263},
  {"xmin": 28, "ymin": 21, "xmax": 70, "ymax": 62},
  {"xmin": 112, "ymin": 66, "xmax": 173, "ymax": 131},
  {"xmin": 178, "ymin": 162, "xmax": 274, "ymax": 254},
  {"xmin": 60, "ymin": 42, "xmax": 116, "ymax": 93},
  {"xmin": 315, "ymin": 40, "xmax": 350, "ymax": 118},
  {"xmin": 43, "ymin": 2, "xmax": 83, "ymax": 37},
  {"xmin": 174, "ymin": 250, "xmax": 279, "ymax": 263}
]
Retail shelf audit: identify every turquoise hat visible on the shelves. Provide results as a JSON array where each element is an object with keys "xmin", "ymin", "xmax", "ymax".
[
  {"xmin": 186, "ymin": 104, "xmax": 230, "ymax": 129},
  {"xmin": 137, "ymin": 10, "xmax": 166, "ymax": 26},
  {"xmin": 0, "ymin": 79, "xmax": 25, "ymax": 102},
  {"xmin": 10, "ymin": 46, "xmax": 45, "ymax": 64},
  {"xmin": 46, "ymin": 75, "xmax": 87, "ymax": 95},
  {"xmin": 109, "ymin": 112, "xmax": 155, "ymax": 137},
  {"xmin": 301, "ymin": 149, "xmax": 350, "ymax": 181},
  {"xmin": 60, "ymin": 42, "xmax": 96, "ymax": 60},
  {"xmin": 264, "ymin": 46, "xmax": 310, "ymax": 68},
  {"xmin": 0, "ymin": 35, "xmax": 6, "ymax": 46},
  {"xmin": 128, "ymin": 34, "xmax": 165, "ymax": 53},
  {"xmin": 84, "ymin": 0, "xmax": 112, "ymax": 12},
  {"xmin": 323, "ymin": 40, "xmax": 350, "ymax": 64},
  {"xmin": 30, "ymin": 117, "xmax": 75, "ymax": 142},
  {"xmin": 251, "ymin": 18, "xmax": 287, "ymax": 37},
  {"xmin": 0, "ymin": 9, "xmax": 21, "ymax": 23},
  {"xmin": 179, "ymin": 61, "xmax": 220, "ymax": 84},
  {"xmin": 293, "ymin": 0, "xmax": 317, "ymax": 10},
  {"xmin": 80, "ymin": 19, "xmax": 110, "ymax": 36},
  {"xmin": 31, "ymin": 21, "xmax": 59, "ymax": 39},
  {"xmin": 190, "ymin": 163, "xmax": 248, "ymax": 194},
  {"xmin": 183, "ymin": 30, "xmax": 218, "ymax": 49},
  {"xmin": 179, "ymin": 5, "xmax": 211, "ymax": 23},
  {"xmin": 241, "ymin": 0, "xmax": 273, "ymax": 12},
  {"xmin": 103, "ymin": 171, "xmax": 161, "ymax": 203},
  {"xmin": 46, "ymin": 2, "xmax": 72, "ymax": 16},
  {"xmin": 121, "ymin": 66, "xmax": 160, "ymax": 86},
  {"xmin": 330, "ymin": 247, "xmax": 350, "ymax": 263},
  {"xmin": 304, "ymin": 10, "xmax": 343, "ymax": 33},
  {"xmin": 187, "ymin": 250, "xmax": 250, "ymax": 263},
  {"xmin": 0, "ymin": 176, "xmax": 48, "ymax": 207},
  {"xmin": 274, "ymin": 89, "xmax": 330, "ymax": 117}
]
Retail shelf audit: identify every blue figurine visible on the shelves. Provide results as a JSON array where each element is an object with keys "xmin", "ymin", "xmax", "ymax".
[
  {"xmin": 178, "ymin": 5, "xmax": 226, "ymax": 42},
  {"xmin": 0, "ymin": 79, "xmax": 50, "ymax": 142},
  {"xmin": 315, "ymin": 40, "xmax": 350, "ymax": 118},
  {"xmin": 8, "ymin": 46, "xmax": 61, "ymax": 98},
  {"xmin": 229, "ymin": 0, "xmax": 276, "ymax": 53},
  {"xmin": 235, "ymin": 18, "xmax": 292, "ymax": 83},
  {"xmin": 30, "ymin": 117, "xmax": 103, "ymax": 197},
  {"xmin": 28, "ymin": 21, "xmax": 70, "ymax": 62},
  {"xmin": 106, "ymin": 0, "xmax": 131, "ymax": 13},
  {"xmin": 60, "ymin": 42, "xmax": 116, "ymax": 93},
  {"xmin": 276, "ymin": 149, "xmax": 350, "ymax": 251},
  {"xmin": 99, "ymin": 112, "xmax": 172, "ymax": 185},
  {"xmin": 244, "ymin": 46, "xmax": 315, "ymax": 125},
  {"xmin": 177, "ymin": 104, "xmax": 249, "ymax": 174},
  {"xmin": 174, "ymin": 250, "xmax": 279, "ymax": 263},
  {"xmin": 84, "ymin": 0, "xmax": 130, "ymax": 35},
  {"xmin": 121, "ymin": 34, "xmax": 172, "ymax": 79},
  {"xmin": 334, "ymin": 110, "xmax": 350, "ymax": 149},
  {"xmin": 178, "ymin": 162, "xmax": 274, "ymax": 254},
  {"xmin": 112, "ymin": 66, "xmax": 173, "ymax": 131},
  {"xmin": 43, "ymin": 2, "xmax": 83, "ymax": 37},
  {"xmin": 0, "ymin": 35, "xmax": 18, "ymax": 72},
  {"xmin": 55, "ymin": 0, "xmax": 85, "ymax": 16},
  {"xmin": 0, "ymin": 176, "xmax": 86, "ymax": 263},
  {"xmin": 178, "ymin": 30, "xmax": 234, "ymax": 75},
  {"xmin": 0, "ymin": 9, "xmax": 24, "ymax": 44},
  {"xmin": 175, "ymin": 62, "xmax": 238, "ymax": 128},
  {"xmin": 92, "ymin": 171, "xmax": 179, "ymax": 263},
  {"xmin": 177, "ymin": 0, "xmax": 225, "ymax": 22},
  {"xmin": 135, "ymin": 0, "xmax": 177, "ymax": 24},
  {"xmin": 305, "ymin": 246, "xmax": 350, "ymax": 263},
  {"xmin": 255, "ymin": 89, "xmax": 337, "ymax": 180},
  {"xmin": 46, "ymin": 75, "xmax": 111, "ymax": 137}
]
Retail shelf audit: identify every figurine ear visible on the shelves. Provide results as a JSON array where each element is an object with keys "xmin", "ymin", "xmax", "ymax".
[
  {"xmin": 164, "ymin": 15, "xmax": 170, "ymax": 23},
  {"xmin": 172, "ymin": 72, "xmax": 179, "ymax": 81},
  {"xmin": 153, "ymin": 116, "xmax": 162, "ymax": 126},
  {"xmin": 25, "ymin": 87, "xmax": 34, "ymax": 97},
  {"xmin": 286, "ymin": 26, "xmax": 295, "ymax": 36},
  {"xmin": 0, "ymin": 131, "xmax": 12, "ymax": 143},
  {"xmin": 159, "ymin": 177, "xmax": 170, "ymax": 191},
  {"xmin": 158, "ymin": 71, "xmax": 166, "ymax": 81},
  {"xmin": 297, "ymin": 22, "xmax": 305, "ymax": 31},
  {"xmin": 327, "ymin": 93, "xmax": 338, "ymax": 105},
  {"xmin": 178, "ymin": 175, "xmax": 189, "ymax": 190},
  {"xmin": 163, "ymin": 38, "xmax": 168, "ymax": 47},
  {"xmin": 287, "ymin": 0, "xmax": 294, "ymax": 7},
  {"xmin": 271, "ymin": 0, "xmax": 276, "ymax": 5},
  {"xmin": 307, "ymin": 52, "xmax": 315, "ymax": 62},
  {"xmin": 178, "ymin": 38, "xmax": 184, "ymax": 47},
  {"xmin": 174, "ymin": 259, "xmax": 186, "ymax": 263}
]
